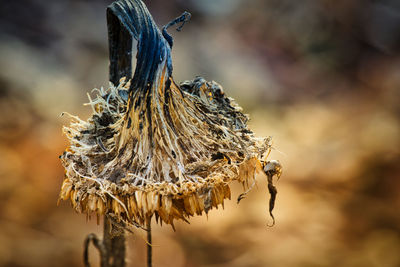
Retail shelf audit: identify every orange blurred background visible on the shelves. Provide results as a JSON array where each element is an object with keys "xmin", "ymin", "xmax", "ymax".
[{"xmin": 1, "ymin": 0, "xmax": 399, "ymax": 266}]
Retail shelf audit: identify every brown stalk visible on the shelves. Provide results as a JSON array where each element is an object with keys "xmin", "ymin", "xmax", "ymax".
[
  {"xmin": 84, "ymin": 216, "xmax": 126, "ymax": 267},
  {"xmin": 146, "ymin": 219, "xmax": 152, "ymax": 267}
]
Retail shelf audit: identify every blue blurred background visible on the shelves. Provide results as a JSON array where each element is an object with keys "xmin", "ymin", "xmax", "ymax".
[{"xmin": 0, "ymin": 0, "xmax": 399, "ymax": 266}]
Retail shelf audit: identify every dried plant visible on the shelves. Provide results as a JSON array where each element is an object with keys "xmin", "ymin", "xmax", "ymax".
[{"xmin": 59, "ymin": 0, "xmax": 281, "ymax": 266}]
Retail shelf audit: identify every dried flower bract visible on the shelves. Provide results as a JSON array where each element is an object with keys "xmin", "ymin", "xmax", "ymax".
[{"xmin": 59, "ymin": 0, "xmax": 281, "ymax": 229}]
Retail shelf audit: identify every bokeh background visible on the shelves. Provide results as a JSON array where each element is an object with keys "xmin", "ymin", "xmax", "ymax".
[{"xmin": 1, "ymin": 0, "xmax": 400, "ymax": 266}]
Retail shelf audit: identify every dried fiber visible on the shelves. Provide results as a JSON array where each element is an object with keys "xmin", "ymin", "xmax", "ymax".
[{"xmin": 59, "ymin": 0, "xmax": 281, "ymax": 228}]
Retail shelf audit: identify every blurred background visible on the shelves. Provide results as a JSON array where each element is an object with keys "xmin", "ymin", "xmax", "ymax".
[{"xmin": 1, "ymin": 0, "xmax": 400, "ymax": 266}]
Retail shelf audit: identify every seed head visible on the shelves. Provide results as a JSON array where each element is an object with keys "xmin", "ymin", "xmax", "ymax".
[{"xmin": 59, "ymin": 0, "xmax": 281, "ymax": 229}]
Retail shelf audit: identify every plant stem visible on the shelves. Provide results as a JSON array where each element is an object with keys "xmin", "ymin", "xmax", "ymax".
[
  {"xmin": 84, "ymin": 216, "xmax": 126, "ymax": 267},
  {"xmin": 147, "ymin": 219, "xmax": 152, "ymax": 267},
  {"xmin": 103, "ymin": 216, "xmax": 126, "ymax": 267}
]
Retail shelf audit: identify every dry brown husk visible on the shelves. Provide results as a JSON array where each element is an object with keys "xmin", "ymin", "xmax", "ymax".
[{"xmin": 59, "ymin": 67, "xmax": 278, "ymax": 228}]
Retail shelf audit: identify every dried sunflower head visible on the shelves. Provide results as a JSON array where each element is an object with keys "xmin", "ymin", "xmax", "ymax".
[{"xmin": 59, "ymin": 0, "xmax": 281, "ymax": 229}]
